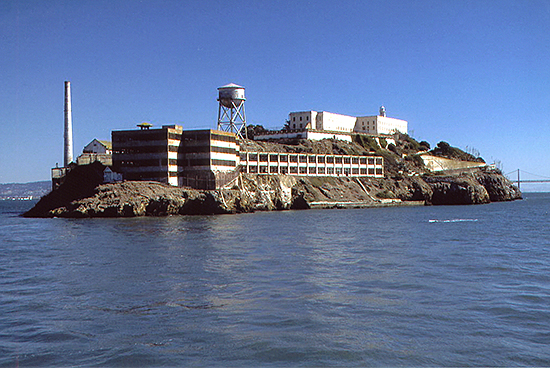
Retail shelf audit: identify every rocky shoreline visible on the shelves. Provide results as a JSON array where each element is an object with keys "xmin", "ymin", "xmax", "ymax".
[{"xmin": 23, "ymin": 162, "xmax": 521, "ymax": 218}]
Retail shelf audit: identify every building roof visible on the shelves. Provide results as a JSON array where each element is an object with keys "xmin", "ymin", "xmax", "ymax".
[
  {"xmin": 218, "ymin": 83, "xmax": 244, "ymax": 89},
  {"xmin": 98, "ymin": 140, "xmax": 112, "ymax": 149}
]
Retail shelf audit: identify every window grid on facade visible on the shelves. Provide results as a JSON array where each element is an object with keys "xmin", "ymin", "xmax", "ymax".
[{"xmin": 239, "ymin": 151, "xmax": 384, "ymax": 178}]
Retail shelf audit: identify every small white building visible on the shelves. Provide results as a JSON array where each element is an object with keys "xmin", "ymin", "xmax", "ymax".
[
  {"xmin": 83, "ymin": 139, "xmax": 112, "ymax": 154},
  {"xmin": 77, "ymin": 139, "xmax": 113, "ymax": 166}
]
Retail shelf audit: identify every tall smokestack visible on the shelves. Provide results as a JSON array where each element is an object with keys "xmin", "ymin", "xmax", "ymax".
[{"xmin": 64, "ymin": 81, "xmax": 73, "ymax": 167}]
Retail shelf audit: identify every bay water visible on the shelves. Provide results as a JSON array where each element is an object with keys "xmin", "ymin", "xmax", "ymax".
[{"xmin": 1, "ymin": 193, "xmax": 549, "ymax": 366}]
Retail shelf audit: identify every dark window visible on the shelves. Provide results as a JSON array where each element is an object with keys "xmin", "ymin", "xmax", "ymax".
[
  {"xmin": 211, "ymin": 146, "xmax": 237, "ymax": 155},
  {"xmin": 211, "ymin": 133, "xmax": 236, "ymax": 143},
  {"xmin": 211, "ymin": 159, "xmax": 236, "ymax": 167}
]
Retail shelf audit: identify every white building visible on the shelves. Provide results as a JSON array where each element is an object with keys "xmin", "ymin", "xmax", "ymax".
[
  {"xmin": 76, "ymin": 138, "xmax": 113, "ymax": 166},
  {"xmin": 83, "ymin": 139, "xmax": 112, "ymax": 154},
  {"xmin": 256, "ymin": 107, "xmax": 408, "ymax": 142}
]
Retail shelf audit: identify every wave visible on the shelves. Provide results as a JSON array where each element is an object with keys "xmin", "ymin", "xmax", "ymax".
[{"xmin": 429, "ymin": 219, "xmax": 478, "ymax": 223}]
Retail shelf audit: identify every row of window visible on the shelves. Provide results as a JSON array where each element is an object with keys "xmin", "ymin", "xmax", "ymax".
[
  {"xmin": 180, "ymin": 158, "xmax": 236, "ymax": 167},
  {"xmin": 115, "ymin": 144, "xmax": 237, "ymax": 155},
  {"xmin": 292, "ymin": 115, "xmax": 310, "ymax": 122},
  {"xmin": 174, "ymin": 145, "xmax": 237, "ymax": 155},
  {"xmin": 116, "ymin": 157, "xmax": 236, "ymax": 168},
  {"xmin": 245, "ymin": 166, "xmax": 383, "ymax": 176},
  {"xmin": 113, "ymin": 131, "xmax": 168, "ymax": 143},
  {"xmin": 241, "ymin": 153, "xmax": 382, "ymax": 165},
  {"xmin": 115, "ymin": 146, "xmax": 168, "ymax": 154}
]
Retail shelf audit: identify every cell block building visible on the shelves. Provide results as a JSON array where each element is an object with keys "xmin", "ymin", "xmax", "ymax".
[
  {"xmin": 255, "ymin": 108, "xmax": 408, "ymax": 141},
  {"xmin": 240, "ymin": 152, "xmax": 383, "ymax": 177},
  {"xmin": 112, "ymin": 125, "xmax": 240, "ymax": 189},
  {"xmin": 112, "ymin": 125, "xmax": 183, "ymax": 186}
]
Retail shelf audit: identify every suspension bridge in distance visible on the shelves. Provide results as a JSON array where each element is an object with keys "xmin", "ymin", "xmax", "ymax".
[{"xmin": 506, "ymin": 169, "xmax": 550, "ymax": 190}]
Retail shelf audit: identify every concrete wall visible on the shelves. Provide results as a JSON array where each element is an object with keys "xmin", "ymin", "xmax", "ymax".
[
  {"xmin": 420, "ymin": 154, "xmax": 487, "ymax": 172},
  {"xmin": 254, "ymin": 130, "xmax": 352, "ymax": 142},
  {"xmin": 356, "ymin": 116, "xmax": 408, "ymax": 135},
  {"xmin": 317, "ymin": 111, "xmax": 356, "ymax": 132}
]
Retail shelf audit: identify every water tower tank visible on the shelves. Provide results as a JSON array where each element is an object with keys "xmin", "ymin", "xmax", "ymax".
[{"xmin": 218, "ymin": 83, "xmax": 245, "ymax": 108}]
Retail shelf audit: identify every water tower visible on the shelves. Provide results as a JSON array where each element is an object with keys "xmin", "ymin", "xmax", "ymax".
[{"xmin": 217, "ymin": 83, "xmax": 247, "ymax": 139}]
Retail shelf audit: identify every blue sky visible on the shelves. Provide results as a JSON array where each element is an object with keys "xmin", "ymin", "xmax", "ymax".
[{"xmin": 1, "ymin": 0, "xmax": 549, "ymax": 189}]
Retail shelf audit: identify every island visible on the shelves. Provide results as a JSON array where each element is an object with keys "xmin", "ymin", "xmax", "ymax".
[{"xmin": 23, "ymin": 133, "xmax": 521, "ymax": 218}]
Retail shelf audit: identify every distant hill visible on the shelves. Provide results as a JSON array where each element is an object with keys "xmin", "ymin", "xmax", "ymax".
[{"xmin": 0, "ymin": 181, "xmax": 51, "ymax": 200}]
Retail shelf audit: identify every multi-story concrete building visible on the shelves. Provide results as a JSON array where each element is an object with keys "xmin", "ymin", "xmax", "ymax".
[
  {"xmin": 112, "ymin": 125, "xmax": 240, "ymax": 188},
  {"xmin": 112, "ymin": 124, "xmax": 182, "ymax": 186}
]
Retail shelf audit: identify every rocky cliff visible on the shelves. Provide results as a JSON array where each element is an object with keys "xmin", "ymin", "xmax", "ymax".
[{"xmin": 24, "ymin": 164, "xmax": 521, "ymax": 218}]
